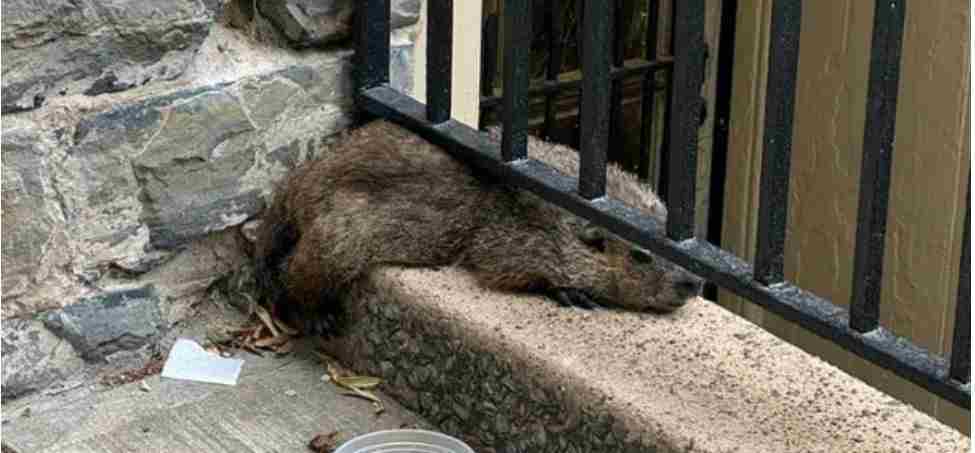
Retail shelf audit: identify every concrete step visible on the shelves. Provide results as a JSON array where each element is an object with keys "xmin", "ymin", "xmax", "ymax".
[
  {"xmin": 1, "ymin": 342, "xmax": 430, "ymax": 453},
  {"xmin": 323, "ymin": 267, "xmax": 970, "ymax": 453}
]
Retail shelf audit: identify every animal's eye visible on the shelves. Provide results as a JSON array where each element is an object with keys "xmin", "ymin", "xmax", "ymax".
[{"xmin": 630, "ymin": 249, "xmax": 654, "ymax": 264}]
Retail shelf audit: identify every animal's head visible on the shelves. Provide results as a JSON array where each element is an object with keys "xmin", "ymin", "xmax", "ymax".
[
  {"xmin": 487, "ymin": 125, "xmax": 703, "ymax": 310},
  {"xmin": 576, "ymin": 223, "xmax": 703, "ymax": 312}
]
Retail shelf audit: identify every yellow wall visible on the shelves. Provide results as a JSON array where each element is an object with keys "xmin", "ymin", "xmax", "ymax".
[{"xmin": 720, "ymin": 0, "xmax": 970, "ymax": 432}]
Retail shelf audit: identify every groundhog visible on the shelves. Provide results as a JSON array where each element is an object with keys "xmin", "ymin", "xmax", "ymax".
[{"xmin": 254, "ymin": 120, "xmax": 703, "ymax": 334}]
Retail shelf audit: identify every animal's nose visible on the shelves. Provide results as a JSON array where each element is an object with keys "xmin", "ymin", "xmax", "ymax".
[{"xmin": 675, "ymin": 275, "xmax": 704, "ymax": 298}]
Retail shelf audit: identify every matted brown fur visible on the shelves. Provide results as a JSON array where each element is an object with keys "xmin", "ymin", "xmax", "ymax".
[{"xmin": 254, "ymin": 120, "xmax": 702, "ymax": 334}]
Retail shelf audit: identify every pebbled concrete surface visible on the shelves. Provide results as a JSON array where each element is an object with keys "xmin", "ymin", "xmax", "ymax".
[
  {"xmin": 324, "ymin": 267, "xmax": 971, "ymax": 453},
  {"xmin": 1, "ymin": 340, "xmax": 430, "ymax": 453}
]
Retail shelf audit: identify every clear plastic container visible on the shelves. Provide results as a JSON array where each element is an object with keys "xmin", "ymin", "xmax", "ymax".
[{"xmin": 333, "ymin": 429, "xmax": 475, "ymax": 453}]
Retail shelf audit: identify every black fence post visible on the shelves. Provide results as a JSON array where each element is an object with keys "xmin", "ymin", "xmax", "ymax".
[
  {"xmin": 543, "ymin": 0, "xmax": 563, "ymax": 139},
  {"xmin": 949, "ymin": 179, "xmax": 970, "ymax": 383},
  {"xmin": 637, "ymin": 0, "xmax": 661, "ymax": 182},
  {"xmin": 754, "ymin": 0, "xmax": 801, "ymax": 285},
  {"xmin": 704, "ymin": 0, "xmax": 739, "ymax": 301},
  {"xmin": 578, "ymin": 0, "xmax": 612, "ymax": 199},
  {"xmin": 356, "ymin": 0, "xmax": 391, "ymax": 91},
  {"xmin": 666, "ymin": 0, "xmax": 707, "ymax": 240},
  {"xmin": 479, "ymin": 12, "xmax": 500, "ymax": 129},
  {"xmin": 850, "ymin": 0, "xmax": 906, "ymax": 333},
  {"xmin": 426, "ymin": 0, "xmax": 453, "ymax": 123},
  {"xmin": 501, "ymin": 0, "xmax": 531, "ymax": 162},
  {"xmin": 608, "ymin": 0, "xmax": 627, "ymax": 167}
]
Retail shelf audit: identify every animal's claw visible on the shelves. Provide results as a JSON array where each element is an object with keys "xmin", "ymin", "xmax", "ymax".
[
  {"xmin": 550, "ymin": 287, "xmax": 602, "ymax": 310},
  {"xmin": 276, "ymin": 300, "xmax": 341, "ymax": 338}
]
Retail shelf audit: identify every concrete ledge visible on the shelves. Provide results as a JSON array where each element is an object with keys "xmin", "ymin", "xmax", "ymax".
[{"xmin": 324, "ymin": 267, "xmax": 970, "ymax": 453}]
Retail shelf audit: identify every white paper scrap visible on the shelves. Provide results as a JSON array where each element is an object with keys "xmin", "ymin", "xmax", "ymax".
[{"xmin": 160, "ymin": 338, "xmax": 244, "ymax": 386}]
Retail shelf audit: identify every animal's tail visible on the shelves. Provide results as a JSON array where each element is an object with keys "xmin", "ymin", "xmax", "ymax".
[{"xmin": 253, "ymin": 186, "xmax": 298, "ymax": 318}]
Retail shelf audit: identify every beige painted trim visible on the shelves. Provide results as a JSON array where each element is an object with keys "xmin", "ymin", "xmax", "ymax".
[{"xmin": 412, "ymin": 0, "xmax": 482, "ymax": 128}]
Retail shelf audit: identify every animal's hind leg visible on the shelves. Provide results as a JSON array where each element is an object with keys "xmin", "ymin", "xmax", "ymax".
[{"xmin": 280, "ymin": 232, "xmax": 348, "ymax": 336}]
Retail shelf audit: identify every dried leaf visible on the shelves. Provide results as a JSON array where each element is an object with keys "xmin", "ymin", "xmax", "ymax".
[
  {"xmin": 240, "ymin": 342, "xmax": 264, "ymax": 357},
  {"xmin": 333, "ymin": 376, "xmax": 381, "ymax": 390},
  {"xmin": 274, "ymin": 318, "xmax": 299, "ymax": 336},
  {"xmin": 273, "ymin": 340, "xmax": 294, "ymax": 355},
  {"xmin": 249, "ymin": 324, "xmax": 266, "ymax": 342},
  {"xmin": 254, "ymin": 305, "xmax": 280, "ymax": 337},
  {"xmin": 339, "ymin": 389, "xmax": 378, "ymax": 403},
  {"xmin": 327, "ymin": 364, "xmax": 384, "ymax": 414},
  {"xmin": 253, "ymin": 334, "xmax": 290, "ymax": 348},
  {"xmin": 340, "ymin": 387, "xmax": 384, "ymax": 414},
  {"xmin": 227, "ymin": 326, "xmax": 257, "ymax": 336},
  {"xmin": 325, "ymin": 363, "xmax": 342, "ymax": 379}
]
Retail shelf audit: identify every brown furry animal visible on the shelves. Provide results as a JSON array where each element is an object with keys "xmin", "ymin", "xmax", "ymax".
[{"xmin": 254, "ymin": 120, "xmax": 703, "ymax": 334}]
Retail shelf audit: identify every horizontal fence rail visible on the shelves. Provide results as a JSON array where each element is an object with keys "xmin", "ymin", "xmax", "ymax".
[
  {"xmin": 355, "ymin": 0, "xmax": 971, "ymax": 408},
  {"xmin": 478, "ymin": 58, "xmax": 674, "ymax": 109}
]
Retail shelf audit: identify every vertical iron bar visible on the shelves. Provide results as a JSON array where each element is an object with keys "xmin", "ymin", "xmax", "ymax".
[
  {"xmin": 355, "ymin": 0, "xmax": 391, "ymax": 91},
  {"xmin": 479, "ymin": 12, "xmax": 500, "ymax": 128},
  {"xmin": 609, "ymin": 0, "xmax": 627, "ymax": 166},
  {"xmin": 754, "ymin": 0, "xmax": 801, "ymax": 285},
  {"xmin": 666, "ymin": 0, "xmax": 707, "ymax": 240},
  {"xmin": 427, "ymin": 0, "xmax": 453, "ymax": 123},
  {"xmin": 638, "ymin": 0, "xmax": 661, "ymax": 182},
  {"xmin": 850, "ymin": 0, "xmax": 906, "ymax": 333},
  {"xmin": 501, "ymin": 0, "xmax": 531, "ymax": 161},
  {"xmin": 543, "ymin": 0, "xmax": 563, "ymax": 139},
  {"xmin": 480, "ymin": 13, "xmax": 499, "ymax": 97},
  {"xmin": 657, "ymin": 4, "xmax": 676, "ymax": 195},
  {"xmin": 704, "ymin": 0, "xmax": 738, "ymax": 300},
  {"xmin": 949, "ymin": 179, "xmax": 970, "ymax": 383},
  {"xmin": 579, "ymin": 0, "xmax": 612, "ymax": 199}
]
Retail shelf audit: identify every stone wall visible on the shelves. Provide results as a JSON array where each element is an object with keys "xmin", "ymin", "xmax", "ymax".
[{"xmin": 2, "ymin": 0, "xmax": 417, "ymax": 401}]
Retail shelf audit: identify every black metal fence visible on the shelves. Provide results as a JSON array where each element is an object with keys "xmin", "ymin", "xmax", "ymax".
[
  {"xmin": 354, "ymin": 0, "xmax": 970, "ymax": 408},
  {"xmin": 478, "ymin": 0, "xmax": 673, "ymax": 185}
]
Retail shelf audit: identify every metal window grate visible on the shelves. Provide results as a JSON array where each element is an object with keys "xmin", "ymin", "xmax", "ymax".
[{"xmin": 355, "ymin": 0, "xmax": 971, "ymax": 408}]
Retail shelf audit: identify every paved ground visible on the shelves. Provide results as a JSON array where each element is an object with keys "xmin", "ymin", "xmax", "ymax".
[{"xmin": 1, "ymin": 341, "xmax": 430, "ymax": 453}]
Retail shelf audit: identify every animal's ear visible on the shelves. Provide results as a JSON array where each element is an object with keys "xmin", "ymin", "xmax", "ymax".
[{"xmin": 577, "ymin": 224, "xmax": 607, "ymax": 252}]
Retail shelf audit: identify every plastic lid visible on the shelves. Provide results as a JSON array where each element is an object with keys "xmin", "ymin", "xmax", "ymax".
[{"xmin": 333, "ymin": 430, "xmax": 475, "ymax": 453}]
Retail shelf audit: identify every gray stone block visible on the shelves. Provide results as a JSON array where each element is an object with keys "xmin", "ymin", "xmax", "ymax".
[
  {"xmin": 259, "ymin": 0, "xmax": 420, "ymax": 48},
  {"xmin": 129, "ymin": 90, "xmax": 261, "ymax": 247},
  {"xmin": 1, "ymin": 0, "xmax": 217, "ymax": 113},
  {"xmin": 1, "ymin": 127, "xmax": 66, "ymax": 299},
  {"xmin": 1, "ymin": 15, "xmax": 415, "ymax": 321},
  {"xmin": 1, "ymin": 319, "xmax": 86, "ymax": 402},
  {"xmin": 43, "ymin": 286, "xmax": 164, "ymax": 361}
]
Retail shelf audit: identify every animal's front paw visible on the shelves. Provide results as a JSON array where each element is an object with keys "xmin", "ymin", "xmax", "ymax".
[
  {"xmin": 276, "ymin": 301, "xmax": 342, "ymax": 338},
  {"xmin": 297, "ymin": 311, "xmax": 338, "ymax": 337},
  {"xmin": 549, "ymin": 287, "xmax": 603, "ymax": 310}
]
